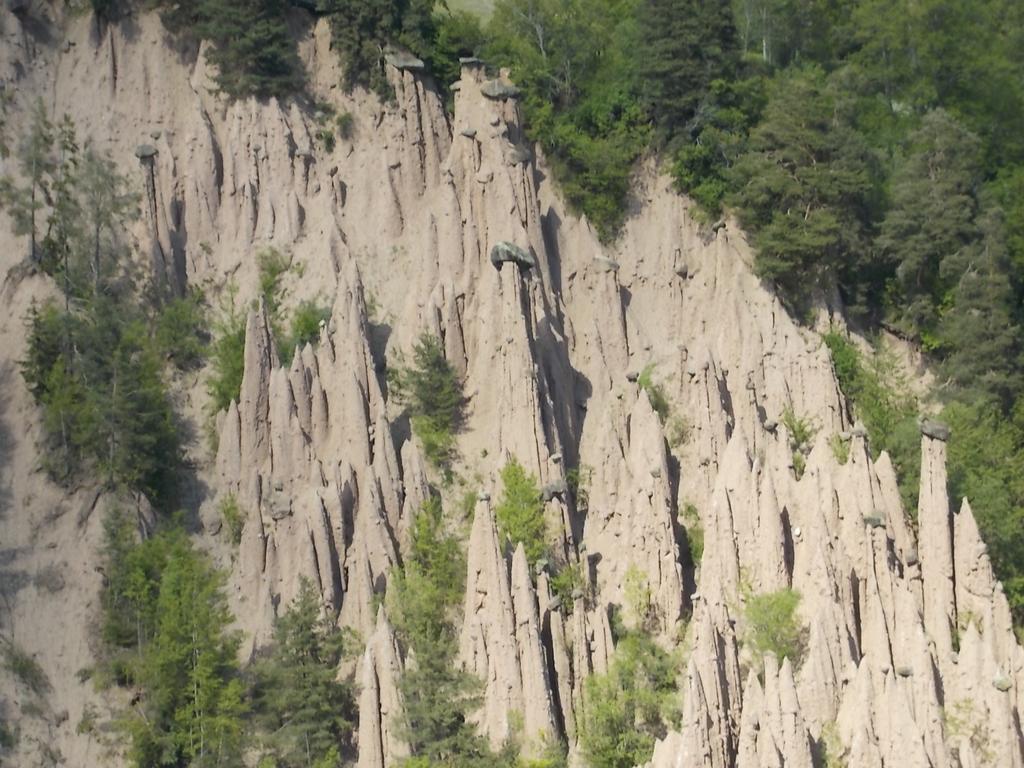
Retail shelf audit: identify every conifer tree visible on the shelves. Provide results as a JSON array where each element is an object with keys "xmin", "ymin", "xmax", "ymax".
[
  {"xmin": 495, "ymin": 458, "xmax": 547, "ymax": 564},
  {"xmin": 727, "ymin": 66, "xmax": 878, "ymax": 301},
  {"xmin": 390, "ymin": 497, "xmax": 496, "ymax": 765},
  {"xmin": 136, "ymin": 537, "xmax": 245, "ymax": 767},
  {"xmin": 636, "ymin": 0, "xmax": 738, "ymax": 143},
  {"xmin": 0, "ymin": 100, "xmax": 55, "ymax": 263},
  {"xmin": 390, "ymin": 332, "xmax": 463, "ymax": 467},
  {"xmin": 252, "ymin": 579, "xmax": 356, "ymax": 767}
]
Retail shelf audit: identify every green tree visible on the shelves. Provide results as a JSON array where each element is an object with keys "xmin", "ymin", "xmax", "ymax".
[
  {"xmin": 389, "ymin": 497, "xmax": 498, "ymax": 765},
  {"xmin": 77, "ymin": 299, "xmax": 181, "ymax": 503},
  {"xmin": 943, "ymin": 400, "xmax": 1024, "ymax": 624},
  {"xmin": 487, "ymin": 0, "xmax": 650, "ymax": 239},
  {"xmin": 100, "ymin": 508, "xmax": 174, "ymax": 655},
  {"xmin": 133, "ymin": 536, "xmax": 246, "ymax": 767},
  {"xmin": 727, "ymin": 66, "xmax": 879, "ymax": 303},
  {"xmin": 322, "ymin": 0, "xmax": 405, "ymax": 97},
  {"xmin": 74, "ymin": 147, "xmax": 138, "ymax": 299},
  {"xmin": 742, "ymin": 588, "xmax": 805, "ymax": 666},
  {"xmin": 252, "ymin": 579, "xmax": 357, "ymax": 767},
  {"xmin": 161, "ymin": 0, "xmax": 301, "ymax": 99},
  {"xmin": 822, "ymin": 331, "xmax": 920, "ymax": 509},
  {"xmin": 579, "ymin": 630, "xmax": 678, "ymax": 768},
  {"xmin": 494, "ymin": 458, "xmax": 547, "ymax": 564},
  {"xmin": 876, "ymin": 110, "xmax": 985, "ymax": 335},
  {"xmin": 428, "ymin": 10, "xmax": 487, "ymax": 101},
  {"xmin": 208, "ymin": 286, "xmax": 248, "ymax": 414},
  {"xmin": 390, "ymin": 333, "xmax": 463, "ymax": 468},
  {"xmin": 637, "ymin": 0, "xmax": 738, "ymax": 144},
  {"xmin": 0, "ymin": 100, "xmax": 55, "ymax": 263}
]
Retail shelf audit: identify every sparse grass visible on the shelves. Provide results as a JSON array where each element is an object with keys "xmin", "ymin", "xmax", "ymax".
[
  {"xmin": 829, "ymin": 433, "xmax": 850, "ymax": 464},
  {"xmin": 944, "ymin": 699, "xmax": 994, "ymax": 766},
  {"xmin": 316, "ymin": 128, "xmax": 336, "ymax": 153},
  {"xmin": 76, "ymin": 704, "xmax": 98, "ymax": 735},
  {"xmin": 566, "ymin": 464, "xmax": 592, "ymax": 513},
  {"xmin": 782, "ymin": 407, "xmax": 817, "ymax": 479},
  {"xmin": 624, "ymin": 565, "xmax": 654, "ymax": 631},
  {"xmin": 638, "ymin": 364, "xmax": 671, "ymax": 423},
  {"xmin": 2, "ymin": 639, "xmax": 50, "ymax": 696},
  {"xmin": 667, "ymin": 414, "xmax": 690, "ymax": 448},
  {"xmin": 820, "ymin": 721, "xmax": 847, "ymax": 768}
]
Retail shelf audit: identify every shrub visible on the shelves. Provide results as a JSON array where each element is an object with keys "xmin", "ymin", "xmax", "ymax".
[
  {"xmin": 638, "ymin": 364, "xmax": 671, "ymax": 423},
  {"xmin": 154, "ymin": 291, "xmax": 208, "ymax": 369},
  {"xmin": 0, "ymin": 718, "xmax": 15, "ymax": 750},
  {"xmin": 257, "ymin": 248, "xmax": 289, "ymax": 318},
  {"xmin": 219, "ymin": 494, "xmax": 244, "ymax": 545},
  {"xmin": 742, "ymin": 588, "xmax": 805, "ymax": 668},
  {"xmin": 829, "ymin": 433, "xmax": 850, "ymax": 464},
  {"xmin": 316, "ymin": 128, "xmax": 336, "ymax": 153},
  {"xmin": 566, "ymin": 465, "xmax": 592, "ymax": 513},
  {"xmin": 335, "ymin": 112, "xmax": 355, "ymax": 140},
  {"xmin": 667, "ymin": 414, "xmax": 689, "ymax": 448},
  {"xmin": 679, "ymin": 503, "xmax": 704, "ymax": 566},
  {"xmin": 495, "ymin": 459, "xmax": 547, "ymax": 564},
  {"xmin": 781, "ymin": 407, "xmax": 816, "ymax": 479},
  {"xmin": 207, "ymin": 285, "xmax": 247, "ymax": 414},
  {"xmin": 549, "ymin": 563, "xmax": 582, "ymax": 613},
  {"xmin": 685, "ymin": 524, "xmax": 704, "ymax": 566},
  {"xmin": 823, "ymin": 331, "xmax": 919, "ymax": 506},
  {"xmin": 781, "ymin": 407, "xmax": 816, "ymax": 450},
  {"xmin": 281, "ymin": 299, "xmax": 330, "ymax": 363},
  {"xmin": 580, "ymin": 630, "xmax": 678, "ymax": 768},
  {"xmin": 623, "ymin": 565, "xmax": 654, "ymax": 630}
]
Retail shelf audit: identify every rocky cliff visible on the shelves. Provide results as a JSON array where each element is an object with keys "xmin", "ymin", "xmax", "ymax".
[{"xmin": 0, "ymin": 6, "xmax": 1022, "ymax": 768}]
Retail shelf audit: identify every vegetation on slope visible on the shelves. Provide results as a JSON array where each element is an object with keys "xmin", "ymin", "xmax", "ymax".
[
  {"xmin": 5, "ymin": 110, "xmax": 193, "ymax": 508},
  {"xmin": 390, "ymin": 332, "xmax": 465, "ymax": 471},
  {"xmin": 391, "ymin": 496, "xmax": 511, "ymax": 766},
  {"xmin": 580, "ymin": 617, "xmax": 678, "ymax": 768},
  {"xmin": 100, "ymin": 510, "xmax": 359, "ymax": 767}
]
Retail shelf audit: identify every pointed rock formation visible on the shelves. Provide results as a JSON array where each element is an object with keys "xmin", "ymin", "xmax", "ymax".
[{"xmin": 357, "ymin": 608, "xmax": 410, "ymax": 768}]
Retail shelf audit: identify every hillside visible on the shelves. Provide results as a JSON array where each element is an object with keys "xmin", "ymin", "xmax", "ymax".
[{"xmin": 0, "ymin": 4, "xmax": 1022, "ymax": 768}]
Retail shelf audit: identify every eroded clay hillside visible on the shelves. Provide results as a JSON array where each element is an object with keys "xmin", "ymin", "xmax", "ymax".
[{"xmin": 0, "ymin": 6, "xmax": 1022, "ymax": 768}]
